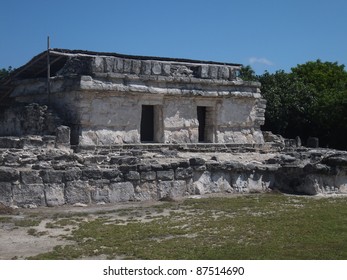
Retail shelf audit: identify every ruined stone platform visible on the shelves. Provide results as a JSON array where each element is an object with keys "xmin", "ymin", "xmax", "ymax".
[{"xmin": 1, "ymin": 137, "xmax": 347, "ymax": 208}]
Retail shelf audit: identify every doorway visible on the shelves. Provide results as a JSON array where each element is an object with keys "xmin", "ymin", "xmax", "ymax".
[
  {"xmin": 197, "ymin": 106, "xmax": 206, "ymax": 142},
  {"xmin": 140, "ymin": 105, "xmax": 154, "ymax": 142},
  {"xmin": 197, "ymin": 106, "xmax": 214, "ymax": 143}
]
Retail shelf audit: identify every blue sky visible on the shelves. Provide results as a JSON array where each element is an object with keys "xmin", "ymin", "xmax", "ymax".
[{"xmin": 0, "ymin": 0, "xmax": 346, "ymax": 74}]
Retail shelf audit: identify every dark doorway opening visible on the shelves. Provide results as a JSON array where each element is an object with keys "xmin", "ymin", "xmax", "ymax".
[
  {"xmin": 197, "ymin": 106, "xmax": 206, "ymax": 142},
  {"xmin": 141, "ymin": 105, "xmax": 154, "ymax": 142}
]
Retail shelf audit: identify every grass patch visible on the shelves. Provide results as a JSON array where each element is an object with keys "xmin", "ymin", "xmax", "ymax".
[
  {"xmin": 14, "ymin": 219, "xmax": 40, "ymax": 227},
  {"xmin": 29, "ymin": 194, "xmax": 347, "ymax": 260},
  {"xmin": 45, "ymin": 218, "xmax": 80, "ymax": 229},
  {"xmin": 0, "ymin": 216, "xmax": 12, "ymax": 223},
  {"xmin": 27, "ymin": 228, "xmax": 49, "ymax": 237}
]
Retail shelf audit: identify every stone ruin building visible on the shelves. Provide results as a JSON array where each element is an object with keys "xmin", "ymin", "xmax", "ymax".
[
  {"xmin": 0, "ymin": 49, "xmax": 266, "ymax": 146},
  {"xmin": 1, "ymin": 49, "xmax": 346, "ymax": 208}
]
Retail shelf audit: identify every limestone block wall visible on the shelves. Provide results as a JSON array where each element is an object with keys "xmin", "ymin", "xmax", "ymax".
[
  {"xmin": 1, "ymin": 143, "xmax": 347, "ymax": 208},
  {"xmin": 76, "ymin": 93, "xmax": 265, "ymax": 145},
  {"xmin": 216, "ymin": 98, "xmax": 258, "ymax": 144},
  {"xmin": 162, "ymin": 98, "xmax": 199, "ymax": 144},
  {"xmin": 78, "ymin": 93, "xmax": 142, "ymax": 145},
  {"xmin": 78, "ymin": 94, "xmax": 202, "ymax": 145}
]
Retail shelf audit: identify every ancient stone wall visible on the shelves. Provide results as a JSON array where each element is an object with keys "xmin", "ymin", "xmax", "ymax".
[
  {"xmin": 1, "ymin": 140, "xmax": 346, "ymax": 208},
  {"xmin": 0, "ymin": 103, "xmax": 62, "ymax": 137}
]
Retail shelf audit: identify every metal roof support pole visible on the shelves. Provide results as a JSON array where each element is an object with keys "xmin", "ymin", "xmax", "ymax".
[{"xmin": 47, "ymin": 36, "xmax": 51, "ymax": 104}]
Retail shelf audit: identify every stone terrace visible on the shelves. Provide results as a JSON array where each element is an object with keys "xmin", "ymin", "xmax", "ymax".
[{"xmin": 1, "ymin": 136, "xmax": 347, "ymax": 208}]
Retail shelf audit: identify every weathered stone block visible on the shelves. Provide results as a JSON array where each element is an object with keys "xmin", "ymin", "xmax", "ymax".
[
  {"xmin": 123, "ymin": 59, "xmax": 132, "ymax": 73},
  {"xmin": 157, "ymin": 170, "xmax": 174, "ymax": 181},
  {"xmin": 109, "ymin": 182, "xmax": 134, "ymax": 202},
  {"xmin": 157, "ymin": 181, "xmax": 171, "ymax": 200},
  {"xmin": 158, "ymin": 180, "xmax": 187, "ymax": 200},
  {"xmin": 44, "ymin": 183, "xmax": 65, "ymax": 206},
  {"xmin": 231, "ymin": 173, "xmax": 250, "ymax": 193},
  {"xmin": 131, "ymin": 60, "xmax": 141, "ymax": 74},
  {"xmin": 199, "ymin": 65, "xmax": 209, "ymax": 78},
  {"xmin": 3, "ymin": 153, "xmax": 20, "ymax": 165},
  {"xmin": 189, "ymin": 157, "xmax": 206, "ymax": 166},
  {"xmin": 206, "ymin": 162, "xmax": 222, "ymax": 171},
  {"xmin": 92, "ymin": 56, "xmax": 104, "ymax": 72},
  {"xmin": 151, "ymin": 163, "xmax": 164, "ymax": 171},
  {"xmin": 335, "ymin": 175, "xmax": 347, "ymax": 194},
  {"xmin": 0, "ymin": 167, "xmax": 19, "ymax": 182},
  {"xmin": 55, "ymin": 125, "xmax": 70, "ymax": 145},
  {"xmin": 0, "ymin": 182, "xmax": 12, "ymax": 205},
  {"xmin": 119, "ymin": 165, "xmax": 137, "ymax": 173},
  {"xmin": 224, "ymin": 161, "xmax": 244, "ymax": 171},
  {"xmin": 110, "ymin": 156, "xmax": 139, "ymax": 165},
  {"xmin": 218, "ymin": 66, "xmax": 230, "ymax": 79},
  {"xmin": 40, "ymin": 170, "xmax": 64, "ymax": 184},
  {"xmin": 82, "ymin": 168, "xmax": 103, "ymax": 180},
  {"xmin": 83, "ymin": 155, "xmax": 108, "ymax": 165},
  {"xmin": 175, "ymin": 167, "xmax": 193, "ymax": 180},
  {"xmin": 104, "ymin": 57, "xmax": 115, "ymax": 72},
  {"xmin": 135, "ymin": 182, "xmax": 157, "ymax": 201},
  {"xmin": 102, "ymin": 169, "xmax": 122, "ymax": 181},
  {"xmin": 159, "ymin": 163, "xmax": 172, "ymax": 170},
  {"xmin": 193, "ymin": 165, "xmax": 207, "ymax": 171},
  {"xmin": 13, "ymin": 184, "xmax": 46, "ymax": 207},
  {"xmin": 0, "ymin": 137, "xmax": 21, "ymax": 149},
  {"xmin": 114, "ymin": 57, "xmax": 123, "ymax": 72},
  {"xmin": 162, "ymin": 64, "xmax": 171, "ymax": 76},
  {"xmin": 64, "ymin": 169, "xmax": 82, "ymax": 181},
  {"xmin": 322, "ymin": 154, "xmax": 347, "ymax": 167},
  {"xmin": 178, "ymin": 160, "xmax": 190, "ymax": 168},
  {"xmin": 170, "ymin": 162, "xmax": 179, "ymax": 169},
  {"xmin": 65, "ymin": 181, "xmax": 91, "ymax": 204},
  {"xmin": 137, "ymin": 164, "xmax": 152, "ymax": 172},
  {"xmin": 20, "ymin": 170, "xmax": 43, "ymax": 185},
  {"xmin": 193, "ymin": 171, "xmax": 214, "ymax": 195},
  {"xmin": 141, "ymin": 171, "xmax": 156, "ymax": 181},
  {"xmin": 125, "ymin": 171, "xmax": 140, "ymax": 181},
  {"xmin": 211, "ymin": 172, "xmax": 233, "ymax": 193},
  {"xmin": 141, "ymin": 61, "xmax": 152, "ymax": 75},
  {"xmin": 152, "ymin": 62, "xmax": 162, "ymax": 75},
  {"xmin": 91, "ymin": 185, "xmax": 110, "ymax": 203},
  {"xmin": 208, "ymin": 65, "xmax": 218, "ymax": 79}
]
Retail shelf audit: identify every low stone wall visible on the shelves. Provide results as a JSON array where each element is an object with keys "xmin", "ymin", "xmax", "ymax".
[
  {"xmin": 0, "ymin": 141, "xmax": 346, "ymax": 208},
  {"xmin": 0, "ymin": 103, "xmax": 62, "ymax": 137}
]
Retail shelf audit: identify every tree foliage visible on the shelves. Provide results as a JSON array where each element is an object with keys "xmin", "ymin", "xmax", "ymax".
[
  {"xmin": 249, "ymin": 60, "xmax": 347, "ymax": 150},
  {"xmin": 259, "ymin": 70, "xmax": 316, "ymax": 139},
  {"xmin": 239, "ymin": 65, "xmax": 257, "ymax": 81}
]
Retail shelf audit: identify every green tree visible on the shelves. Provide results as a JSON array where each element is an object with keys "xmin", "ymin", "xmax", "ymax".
[
  {"xmin": 239, "ymin": 65, "xmax": 258, "ymax": 81},
  {"xmin": 292, "ymin": 60, "xmax": 347, "ymax": 93},
  {"xmin": 291, "ymin": 60, "xmax": 347, "ymax": 149},
  {"xmin": 260, "ymin": 60, "xmax": 347, "ymax": 149},
  {"xmin": 259, "ymin": 70, "xmax": 316, "ymax": 138}
]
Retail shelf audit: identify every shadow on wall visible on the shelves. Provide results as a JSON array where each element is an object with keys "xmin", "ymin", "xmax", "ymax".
[{"xmin": 0, "ymin": 103, "xmax": 62, "ymax": 137}]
